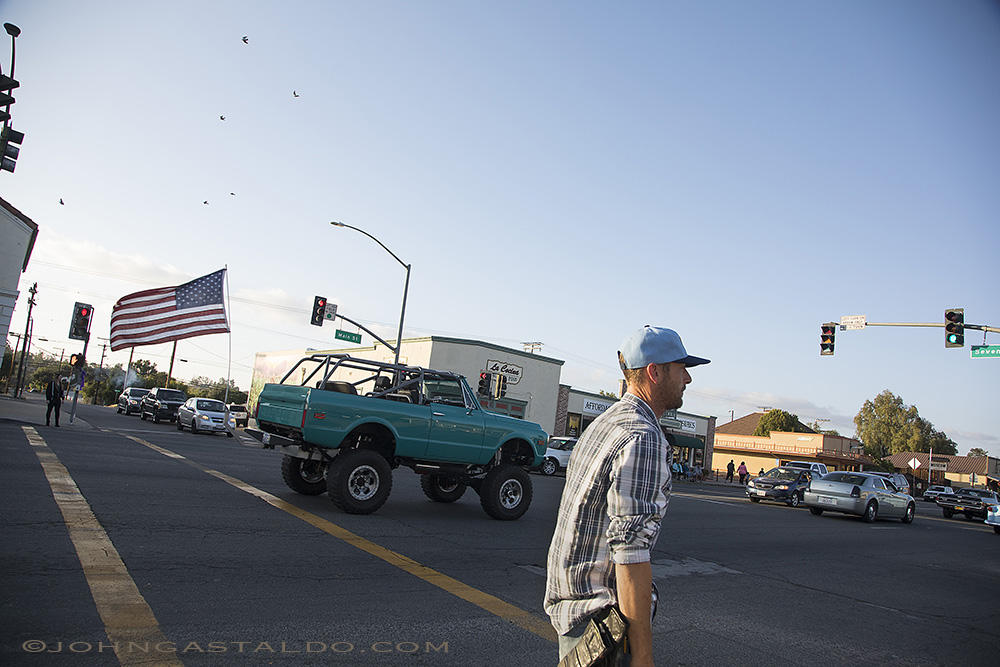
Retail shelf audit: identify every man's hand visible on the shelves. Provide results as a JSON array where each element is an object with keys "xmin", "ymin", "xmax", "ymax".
[{"xmin": 615, "ymin": 560, "xmax": 654, "ymax": 667}]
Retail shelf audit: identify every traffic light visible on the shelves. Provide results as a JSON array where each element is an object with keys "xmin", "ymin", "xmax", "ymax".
[
  {"xmin": 945, "ymin": 308, "xmax": 964, "ymax": 348},
  {"xmin": 820, "ymin": 323, "xmax": 836, "ymax": 356},
  {"xmin": 478, "ymin": 372, "xmax": 492, "ymax": 396},
  {"xmin": 494, "ymin": 374, "xmax": 507, "ymax": 398},
  {"xmin": 0, "ymin": 73, "xmax": 18, "ymax": 124},
  {"xmin": 0, "ymin": 125, "xmax": 24, "ymax": 173},
  {"xmin": 311, "ymin": 296, "xmax": 326, "ymax": 326},
  {"xmin": 69, "ymin": 302, "xmax": 94, "ymax": 341}
]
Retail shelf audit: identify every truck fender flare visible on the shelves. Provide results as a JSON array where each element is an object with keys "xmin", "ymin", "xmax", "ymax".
[{"xmin": 339, "ymin": 420, "xmax": 398, "ymax": 460}]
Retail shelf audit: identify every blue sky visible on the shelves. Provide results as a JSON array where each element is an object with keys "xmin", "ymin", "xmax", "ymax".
[{"xmin": 4, "ymin": 1, "xmax": 999, "ymax": 455}]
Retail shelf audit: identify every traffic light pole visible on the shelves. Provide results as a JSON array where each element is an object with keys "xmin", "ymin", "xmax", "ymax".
[
  {"xmin": 864, "ymin": 321, "xmax": 999, "ymax": 333},
  {"xmin": 68, "ymin": 335, "xmax": 89, "ymax": 424}
]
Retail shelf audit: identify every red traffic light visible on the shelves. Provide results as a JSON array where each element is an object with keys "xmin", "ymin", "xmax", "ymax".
[
  {"xmin": 80, "ymin": 308, "xmax": 89, "ymax": 317},
  {"xmin": 317, "ymin": 299, "xmax": 325, "ymax": 307}
]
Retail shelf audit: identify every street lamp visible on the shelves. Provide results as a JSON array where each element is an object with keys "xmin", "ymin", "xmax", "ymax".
[{"xmin": 330, "ymin": 221, "xmax": 411, "ymax": 367}]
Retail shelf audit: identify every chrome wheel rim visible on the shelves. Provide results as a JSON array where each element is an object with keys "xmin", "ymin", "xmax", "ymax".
[
  {"xmin": 542, "ymin": 460, "xmax": 556, "ymax": 475},
  {"xmin": 437, "ymin": 478, "xmax": 459, "ymax": 493},
  {"xmin": 499, "ymin": 479, "xmax": 523, "ymax": 509},
  {"xmin": 348, "ymin": 465, "xmax": 379, "ymax": 501},
  {"xmin": 300, "ymin": 461, "xmax": 326, "ymax": 484}
]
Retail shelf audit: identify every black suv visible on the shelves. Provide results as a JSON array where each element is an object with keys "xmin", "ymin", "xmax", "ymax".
[
  {"xmin": 117, "ymin": 387, "xmax": 149, "ymax": 415},
  {"xmin": 746, "ymin": 467, "xmax": 818, "ymax": 507},
  {"xmin": 139, "ymin": 387, "xmax": 187, "ymax": 423}
]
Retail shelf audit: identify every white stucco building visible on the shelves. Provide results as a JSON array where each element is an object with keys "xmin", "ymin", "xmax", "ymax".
[{"xmin": 0, "ymin": 197, "xmax": 38, "ymax": 348}]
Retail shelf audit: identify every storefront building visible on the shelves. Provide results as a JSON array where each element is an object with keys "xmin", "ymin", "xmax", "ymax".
[{"xmin": 887, "ymin": 452, "xmax": 1000, "ymax": 491}]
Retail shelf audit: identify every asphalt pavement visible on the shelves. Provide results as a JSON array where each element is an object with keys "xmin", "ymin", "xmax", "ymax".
[{"xmin": 1, "ymin": 393, "xmax": 997, "ymax": 666}]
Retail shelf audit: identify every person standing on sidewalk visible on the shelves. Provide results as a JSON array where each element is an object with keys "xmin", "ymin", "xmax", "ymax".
[
  {"xmin": 737, "ymin": 461, "xmax": 748, "ymax": 485},
  {"xmin": 45, "ymin": 376, "xmax": 65, "ymax": 427},
  {"xmin": 545, "ymin": 325, "xmax": 710, "ymax": 666},
  {"xmin": 726, "ymin": 460, "xmax": 735, "ymax": 483}
]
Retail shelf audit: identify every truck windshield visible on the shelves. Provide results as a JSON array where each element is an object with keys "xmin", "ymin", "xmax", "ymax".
[{"xmin": 424, "ymin": 378, "xmax": 466, "ymax": 407}]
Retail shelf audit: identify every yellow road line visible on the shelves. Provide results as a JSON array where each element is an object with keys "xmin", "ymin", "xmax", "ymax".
[
  {"xmin": 23, "ymin": 427, "xmax": 182, "ymax": 667},
  {"xmin": 124, "ymin": 435, "xmax": 557, "ymax": 643}
]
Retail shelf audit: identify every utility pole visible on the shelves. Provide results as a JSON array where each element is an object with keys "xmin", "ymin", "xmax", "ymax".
[
  {"xmin": 13, "ymin": 282, "xmax": 36, "ymax": 397},
  {"xmin": 92, "ymin": 341, "xmax": 108, "ymax": 404}
]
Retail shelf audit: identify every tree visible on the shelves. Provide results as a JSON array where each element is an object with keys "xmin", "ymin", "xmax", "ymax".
[
  {"xmin": 854, "ymin": 390, "xmax": 957, "ymax": 458},
  {"xmin": 968, "ymin": 447, "xmax": 988, "ymax": 457},
  {"xmin": 753, "ymin": 409, "xmax": 811, "ymax": 437},
  {"xmin": 807, "ymin": 420, "xmax": 841, "ymax": 436},
  {"xmin": 187, "ymin": 376, "xmax": 248, "ymax": 403},
  {"xmin": 598, "ymin": 390, "xmax": 618, "ymax": 399}
]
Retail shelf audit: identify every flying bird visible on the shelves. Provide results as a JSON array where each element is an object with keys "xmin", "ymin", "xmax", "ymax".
[
  {"xmin": 242, "ymin": 35, "xmax": 249, "ymax": 44},
  {"xmin": 59, "ymin": 198, "xmax": 64, "ymax": 205},
  {"xmin": 203, "ymin": 200, "xmax": 209, "ymax": 205},
  {"xmin": 220, "ymin": 115, "xmax": 226, "ymax": 121},
  {"xmin": 229, "ymin": 192, "xmax": 236, "ymax": 196},
  {"xmin": 292, "ymin": 90, "xmax": 300, "ymax": 98}
]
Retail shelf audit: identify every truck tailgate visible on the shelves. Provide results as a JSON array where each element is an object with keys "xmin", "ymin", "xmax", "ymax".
[{"xmin": 256, "ymin": 385, "xmax": 310, "ymax": 429}]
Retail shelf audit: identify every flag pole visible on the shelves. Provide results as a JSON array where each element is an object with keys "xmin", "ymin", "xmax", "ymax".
[
  {"xmin": 224, "ymin": 266, "xmax": 231, "ymax": 405},
  {"xmin": 167, "ymin": 341, "xmax": 177, "ymax": 388},
  {"xmin": 125, "ymin": 347, "xmax": 134, "ymax": 388}
]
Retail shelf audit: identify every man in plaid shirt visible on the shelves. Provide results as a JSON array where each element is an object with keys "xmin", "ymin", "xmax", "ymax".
[{"xmin": 545, "ymin": 326, "xmax": 710, "ymax": 666}]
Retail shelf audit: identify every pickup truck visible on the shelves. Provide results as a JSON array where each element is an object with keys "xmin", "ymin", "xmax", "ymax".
[
  {"xmin": 248, "ymin": 354, "xmax": 548, "ymax": 520},
  {"xmin": 936, "ymin": 488, "xmax": 1000, "ymax": 522}
]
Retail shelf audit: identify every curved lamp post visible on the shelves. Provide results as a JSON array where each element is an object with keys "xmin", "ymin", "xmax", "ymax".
[{"xmin": 330, "ymin": 221, "xmax": 411, "ymax": 367}]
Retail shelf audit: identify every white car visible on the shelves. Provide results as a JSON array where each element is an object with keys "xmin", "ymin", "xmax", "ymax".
[
  {"xmin": 922, "ymin": 485, "xmax": 956, "ymax": 502},
  {"xmin": 176, "ymin": 398, "xmax": 235, "ymax": 436},
  {"xmin": 986, "ymin": 502, "xmax": 1000, "ymax": 535},
  {"xmin": 537, "ymin": 437, "xmax": 577, "ymax": 476},
  {"xmin": 228, "ymin": 403, "xmax": 249, "ymax": 427}
]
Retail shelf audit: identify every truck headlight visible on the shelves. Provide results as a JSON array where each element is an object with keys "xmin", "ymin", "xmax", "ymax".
[{"xmin": 747, "ymin": 481, "xmax": 755, "ymax": 488}]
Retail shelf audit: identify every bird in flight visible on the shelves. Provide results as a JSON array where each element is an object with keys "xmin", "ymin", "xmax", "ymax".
[
  {"xmin": 242, "ymin": 35, "xmax": 249, "ymax": 44},
  {"xmin": 293, "ymin": 90, "xmax": 300, "ymax": 98},
  {"xmin": 220, "ymin": 115, "xmax": 226, "ymax": 121},
  {"xmin": 229, "ymin": 192, "xmax": 236, "ymax": 196},
  {"xmin": 59, "ymin": 198, "xmax": 64, "ymax": 205},
  {"xmin": 203, "ymin": 200, "xmax": 209, "ymax": 205}
]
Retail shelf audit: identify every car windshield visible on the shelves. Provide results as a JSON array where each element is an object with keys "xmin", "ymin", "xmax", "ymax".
[
  {"xmin": 960, "ymin": 489, "xmax": 991, "ymax": 498},
  {"xmin": 230, "ymin": 404, "xmax": 247, "ymax": 411},
  {"xmin": 158, "ymin": 390, "xmax": 186, "ymax": 401},
  {"xmin": 767, "ymin": 469, "xmax": 801, "ymax": 481},
  {"xmin": 197, "ymin": 400, "xmax": 226, "ymax": 411},
  {"xmin": 825, "ymin": 473, "xmax": 869, "ymax": 485},
  {"xmin": 129, "ymin": 388, "xmax": 149, "ymax": 397},
  {"xmin": 423, "ymin": 378, "xmax": 466, "ymax": 406}
]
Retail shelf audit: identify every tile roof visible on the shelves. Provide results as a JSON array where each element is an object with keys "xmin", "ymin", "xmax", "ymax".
[
  {"xmin": 715, "ymin": 412, "xmax": 816, "ymax": 436},
  {"xmin": 888, "ymin": 452, "xmax": 988, "ymax": 475}
]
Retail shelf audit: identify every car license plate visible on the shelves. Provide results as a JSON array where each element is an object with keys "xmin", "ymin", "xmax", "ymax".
[
  {"xmin": 754, "ymin": 489, "xmax": 765, "ymax": 496},
  {"xmin": 818, "ymin": 496, "xmax": 836, "ymax": 505}
]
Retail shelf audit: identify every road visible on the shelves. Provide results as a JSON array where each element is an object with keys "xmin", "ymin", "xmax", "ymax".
[{"xmin": 2, "ymin": 394, "xmax": 997, "ymax": 666}]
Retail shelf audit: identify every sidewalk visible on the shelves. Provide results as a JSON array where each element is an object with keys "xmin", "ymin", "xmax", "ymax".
[{"xmin": 0, "ymin": 392, "xmax": 94, "ymax": 430}]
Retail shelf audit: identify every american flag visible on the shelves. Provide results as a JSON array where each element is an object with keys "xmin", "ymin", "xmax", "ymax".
[{"xmin": 110, "ymin": 269, "xmax": 230, "ymax": 351}]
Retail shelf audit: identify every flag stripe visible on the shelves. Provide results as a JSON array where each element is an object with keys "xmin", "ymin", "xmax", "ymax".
[{"xmin": 110, "ymin": 269, "xmax": 229, "ymax": 351}]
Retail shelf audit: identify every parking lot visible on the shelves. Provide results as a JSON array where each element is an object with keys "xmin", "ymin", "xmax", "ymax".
[{"xmin": 2, "ymin": 395, "xmax": 998, "ymax": 666}]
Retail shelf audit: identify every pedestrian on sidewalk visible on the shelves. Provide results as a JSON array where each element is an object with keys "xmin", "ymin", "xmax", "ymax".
[
  {"xmin": 726, "ymin": 459, "xmax": 735, "ymax": 483},
  {"xmin": 545, "ymin": 325, "xmax": 710, "ymax": 667},
  {"xmin": 45, "ymin": 377, "xmax": 65, "ymax": 427},
  {"xmin": 737, "ymin": 461, "xmax": 748, "ymax": 485}
]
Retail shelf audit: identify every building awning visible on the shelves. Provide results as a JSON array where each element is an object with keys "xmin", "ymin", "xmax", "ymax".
[{"xmin": 669, "ymin": 433, "xmax": 704, "ymax": 450}]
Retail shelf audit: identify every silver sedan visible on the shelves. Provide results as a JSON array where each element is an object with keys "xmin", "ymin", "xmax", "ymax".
[
  {"xmin": 804, "ymin": 471, "xmax": 915, "ymax": 523},
  {"xmin": 176, "ymin": 398, "xmax": 235, "ymax": 437}
]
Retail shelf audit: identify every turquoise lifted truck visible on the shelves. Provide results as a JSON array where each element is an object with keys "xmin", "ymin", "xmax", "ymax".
[{"xmin": 248, "ymin": 354, "xmax": 548, "ymax": 520}]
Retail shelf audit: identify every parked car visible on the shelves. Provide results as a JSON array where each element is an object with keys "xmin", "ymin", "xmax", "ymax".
[
  {"xmin": 803, "ymin": 471, "xmax": 915, "ymax": 523},
  {"xmin": 922, "ymin": 485, "xmax": 956, "ymax": 502},
  {"xmin": 782, "ymin": 461, "xmax": 829, "ymax": 476},
  {"xmin": 117, "ymin": 387, "xmax": 149, "ymax": 415},
  {"xmin": 986, "ymin": 501, "xmax": 1000, "ymax": 535},
  {"xmin": 868, "ymin": 471, "xmax": 911, "ymax": 496},
  {"xmin": 537, "ymin": 437, "xmax": 577, "ymax": 476},
  {"xmin": 936, "ymin": 488, "xmax": 1000, "ymax": 522},
  {"xmin": 746, "ymin": 467, "xmax": 817, "ymax": 507},
  {"xmin": 228, "ymin": 403, "xmax": 249, "ymax": 428},
  {"xmin": 139, "ymin": 387, "xmax": 187, "ymax": 423},
  {"xmin": 176, "ymin": 398, "xmax": 234, "ymax": 436}
]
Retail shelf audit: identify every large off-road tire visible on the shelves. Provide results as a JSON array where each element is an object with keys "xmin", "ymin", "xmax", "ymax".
[
  {"xmin": 862, "ymin": 501, "xmax": 878, "ymax": 523},
  {"xmin": 809, "ymin": 507, "xmax": 824, "ymax": 516},
  {"xmin": 539, "ymin": 458, "xmax": 558, "ymax": 476},
  {"xmin": 327, "ymin": 449, "xmax": 392, "ymax": 514},
  {"xmin": 281, "ymin": 455, "xmax": 328, "ymax": 496},
  {"xmin": 901, "ymin": 503, "xmax": 915, "ymax": 524},
  {"xmin": 420, "ymin": 474, "xmax": 467, "ymax": 503},
  {"xmin": 479, "ymin": 465, "xmax": 532, "ymax": 521}
]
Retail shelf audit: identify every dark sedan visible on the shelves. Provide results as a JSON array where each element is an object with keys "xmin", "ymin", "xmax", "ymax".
[{"xmin": 746, "ymin": 467, "xmax": 818, "ymax": 507}]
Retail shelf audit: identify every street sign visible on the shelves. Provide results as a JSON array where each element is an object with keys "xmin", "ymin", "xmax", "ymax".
[
  {"xmin": 971, "ymin": 345, "xmax": 1000, "ymax": 359},
  {"xmin": 929, "ymin": 461, "xmax": 947, "ymax": 471},
  {"xmin": 323, "ymin": 303, "xmax": 338, "ymax": 321},
  {"xmin": 335, "ymin": 329, "xmax": 361, "ymax": 344},
  {"xmin": 908, "ymin": 457, "xmax": 921, "ymax": 469},
  {"xmin": 840, "ymin": 315, "xmax": 867, "ymax": 331}
]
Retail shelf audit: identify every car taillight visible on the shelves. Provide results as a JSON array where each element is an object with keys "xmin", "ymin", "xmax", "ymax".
[{"xmin": 851, "ymin": 486, "xmax": 861, "ymax": 498}]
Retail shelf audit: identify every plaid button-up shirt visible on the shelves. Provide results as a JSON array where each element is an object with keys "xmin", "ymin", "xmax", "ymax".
[{"xmin": 544, "ymin": 393, "xmax": 671, "ymax": 635}]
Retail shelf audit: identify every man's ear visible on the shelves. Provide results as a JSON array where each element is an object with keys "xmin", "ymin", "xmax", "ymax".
[{"xmin": 644, "ymin": 362, "xmax": 659, "ymax": 383}]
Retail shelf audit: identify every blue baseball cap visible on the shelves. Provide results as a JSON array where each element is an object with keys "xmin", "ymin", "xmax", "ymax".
[{"xmin": 618, "ymin": 326, "xmax": 710, "ymax": 370}]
